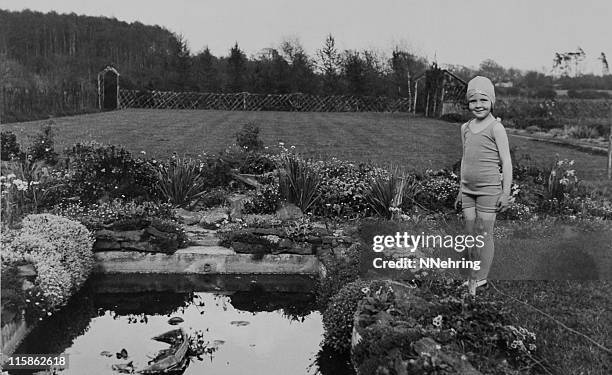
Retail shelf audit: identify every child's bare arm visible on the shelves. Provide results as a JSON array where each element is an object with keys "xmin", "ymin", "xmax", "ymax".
[{"xmin": 493, "ymin": 122, "xmax": 512, "ymax": 196}]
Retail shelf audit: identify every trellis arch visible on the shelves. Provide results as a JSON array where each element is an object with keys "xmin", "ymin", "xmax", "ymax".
[{"xmin": 97, "ymin": 65, "xmax": 120, "ymax": 110}]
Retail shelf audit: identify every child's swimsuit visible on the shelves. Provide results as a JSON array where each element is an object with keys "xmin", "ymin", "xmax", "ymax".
[{"xmin": 460, "ymin": 118, "xmax": 502, "ymax": 212}]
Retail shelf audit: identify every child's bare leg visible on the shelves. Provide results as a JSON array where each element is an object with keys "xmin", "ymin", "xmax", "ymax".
[
  {"xmin": 473, "ymin": 211, "xmax": 496, "ymax": 280},
  {"xmin": 462, "ymin": 207, "xmax": 476, "ymax": 280}
]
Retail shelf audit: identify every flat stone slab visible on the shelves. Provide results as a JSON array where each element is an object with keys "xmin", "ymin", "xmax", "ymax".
[
  {"xmin": 94, "ymin": 248, "xmax": 319, "ymax": 275},
  {"xmin": 175, "ymin": 245, "xmax": 234, "ymax": 255}
]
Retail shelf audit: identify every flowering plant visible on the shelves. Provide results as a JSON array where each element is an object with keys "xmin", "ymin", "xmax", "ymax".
[{"xmin": 2, "ymin": 214, "xmax": 94, "ymax": 319}]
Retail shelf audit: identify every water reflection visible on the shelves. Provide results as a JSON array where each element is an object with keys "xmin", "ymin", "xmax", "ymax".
[{"xmin": 10, "ymin": 274, "xmax": 353, "ymax": 375}]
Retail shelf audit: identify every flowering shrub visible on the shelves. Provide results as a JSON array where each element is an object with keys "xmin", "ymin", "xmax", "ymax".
[
  {"xmin": 322, "ymin": 280, "xmax": 384, "ymax": 352},
  {"xmin": 311, "ymin": 158, "xmax": 390, "ymax": 218},
  {"xmin": 3, "ymin": 214, "xmax": 94, "ymax": 315},
  {"xmin": 64, "ymin": 142, "xmax": 158, "ymax": 203},
  {"xmin": 238, "ymin": 152, "xmax": 276, "ymax": 174},
  {"xmin": 53, "ymin": 199, "xmax": 175, "ymax": 230},
  {"xmin": 243, "ymin": 183, "xmax": 280, "ymax": 214},
  {"xmin": 414, "ymin": 169, "xmax": 460, "ymax": 212}
]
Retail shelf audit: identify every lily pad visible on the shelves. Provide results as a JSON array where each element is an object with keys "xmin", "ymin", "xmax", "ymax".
[
  {"xmin": 100, "ymin": 351, "xmax": 113, "ymax": 357},
  {"xmin": 230, "ymin": 320, "xmax": 250, "ymax": 327},
  {"xmin": 168, "ymin": 317, "xmax": 184, "ymax": 325},
  {"xmin": 116, "ymin": 348, "xmax": 128, "ymax": 359},
  {"xmin": 213, "ymin": 340, "xmax": 226, "ymax": 346}
]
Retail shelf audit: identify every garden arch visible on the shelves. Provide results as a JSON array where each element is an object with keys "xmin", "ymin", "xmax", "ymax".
[{"xmin": 97, "ymin": 66, "xmax": 120, "ymax": 110}]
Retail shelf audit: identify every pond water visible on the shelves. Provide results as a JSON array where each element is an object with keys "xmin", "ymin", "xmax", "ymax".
[{"xmin": 10, "ymin": 274, "xmax": 354, "ymax": 375}]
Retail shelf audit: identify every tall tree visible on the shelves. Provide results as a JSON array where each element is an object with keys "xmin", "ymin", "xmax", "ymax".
[
  {"xmin": 390, "ymin": 48, "xmax": 427, "ymax": 97},
  {"xmin": 317, "ymin": 34, "xmax": 341, "ymax": 94},
  {"xmin": 280, "ymin": 38, "xmax": 317, "ymax": 93},
  {"xmin": 191, "ymin": 47, "xmax": 221, "ymax": 92},
  {"xmin": 478, "ymin": 59, "xmax": 506, "ymax": 83},
  {"xmin": 226, "ymin": 42, "xmax": 247, "ymax": 92}
]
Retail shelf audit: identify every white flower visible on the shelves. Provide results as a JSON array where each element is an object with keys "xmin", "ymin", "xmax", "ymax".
[
  {"xmin": 432, "ymin": 315, "xmax": 443, "ymax": 327},
  {"xmin": 569, "ymin": 160, "xmax": 574, "ymax": 166},
  {"xmin": 7, "ymin": 173, "xmax": 16, "ymax": 179}
]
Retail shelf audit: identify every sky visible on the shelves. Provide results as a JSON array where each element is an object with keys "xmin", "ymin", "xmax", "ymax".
[{"xmin": 2, "ymin": 0, "xmax": 611, "ymax": 73}]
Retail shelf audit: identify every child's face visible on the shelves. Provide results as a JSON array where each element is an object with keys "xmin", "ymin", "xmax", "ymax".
[{"xmin": 468, "ymin": 93, "xmax": 492, "ymax": 120}]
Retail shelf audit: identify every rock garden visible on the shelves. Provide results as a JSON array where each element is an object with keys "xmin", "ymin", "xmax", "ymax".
[{"xmin": 1, "ymin": 123, "xmax": 611, "ymax": 374}]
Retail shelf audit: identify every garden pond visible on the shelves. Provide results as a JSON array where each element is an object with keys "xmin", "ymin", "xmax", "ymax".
[{"xmin": 8, "ymin": 274, "xmax": 354, "ymax": 375}]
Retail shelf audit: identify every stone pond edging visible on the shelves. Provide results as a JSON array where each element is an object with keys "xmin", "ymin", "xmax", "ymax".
[{"xmin": 94, "ymin": 248, "xmax": 320, "ymax": 275}]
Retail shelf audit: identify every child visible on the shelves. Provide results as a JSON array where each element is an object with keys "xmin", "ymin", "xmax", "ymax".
[{"xmin": 454, "ymin": 76, "xmax": 512, "ymax": 296}]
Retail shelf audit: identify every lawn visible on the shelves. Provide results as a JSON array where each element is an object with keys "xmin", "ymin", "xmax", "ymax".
[{"xmin": 2, "ymin": 109, "xmax": 610, "ymax": 184}]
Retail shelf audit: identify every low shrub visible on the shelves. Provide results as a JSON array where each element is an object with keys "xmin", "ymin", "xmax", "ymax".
[
  {"xmin": 413, "ymin": 169, "xmax": 460, "ymax": 213},
  {"xmin": 532, "ymin": 88, "xmax": 557, "ymax": 99},
  {"xmin": 198, "ymin": 187, "xmax": 228, "ymax": 209},
  {"xmin": 235, "ymin": 122, "xmax": 264, "ymax": 152},
  {"xmin": 321, "ymin": 279, "xmax": 372, "ymax": 352},
  {"xmin": 1, "ymin": 131, "xmax": 23, "ymax": 161},
  {"xmin": 27, "ymin": 123, "xmax": 59, "ymax": 165},
  {"xmin": 242, "ymin": 183, "xmax": 280, "ymax": 214},
  {"xmin": 564, "ymin": 124, "xmax": 600, "ymax": 139},
  {"xmin": 311, "ymin": 158, "xmax": 389, "ymax": 218},
  {"xmin": 316, "ymin": 243, "xmax": 362, "ymax": 310},
  {"xmin": 65, "ymin": 142, "xmax": 158, "ymax": 203},
  {"xmin": 567, "ymin": 89, "xmax": 610, "ymax": 99},
  {"xmin": 53, "ymin": 199, "xmax": 176, "ymax": 231},
  {"xmin": 238, "ymin": 152, "xmax": 275, "ymax": 174}
]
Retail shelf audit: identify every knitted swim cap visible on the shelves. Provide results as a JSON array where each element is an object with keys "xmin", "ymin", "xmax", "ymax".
[{"xmin": 466, "ymin": 76, "xmax": 496, "ymax": 105}]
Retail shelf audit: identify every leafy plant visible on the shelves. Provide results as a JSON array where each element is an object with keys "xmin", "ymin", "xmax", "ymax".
[
  {"xmin": 53, "ymin": 199, "xmax": 176, "ymax": 231},
  {"xmin": 364, "ymin": 166, "xmax": 415, "ymax": 219},
  {"xmin": 27, "ymin": 123, "xmax": 59, "ymax": 165},
  {"xmin": 1, "ymin": 131, "xmax": 23, "ymax": 161},
  {"xmin": 65, "ymin": 142, "xmax": 158, "ymax": 203},
  {"xmin": 243, "ymin": 183, "xmax": 280, "ymax": 214},
  {"xmin": 156, "ymin": 156, "xmax": 208, "ymax": 209},
  {"xmin": 235, "ymin": 122, "xmax": 264, "ymax": 152},
  {"xmin": 321, "ymin": 279, "xmax": 371, "ymax": 352}
]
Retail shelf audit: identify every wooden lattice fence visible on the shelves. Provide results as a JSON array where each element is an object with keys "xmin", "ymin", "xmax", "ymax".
[
  {"xmin": 1, "ymin": 84, "xmax": 98, "ymax": 123},
  {"xmin": 118, "ymin": 90, "xmax": 412, "ymax": 112}
]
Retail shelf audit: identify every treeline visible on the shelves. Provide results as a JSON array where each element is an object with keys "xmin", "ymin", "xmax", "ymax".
[{"xmin": 0, "ymin": 9, "xmax": 429, "ymax": 99}]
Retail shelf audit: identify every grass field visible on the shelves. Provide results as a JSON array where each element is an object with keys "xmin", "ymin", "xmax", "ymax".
[{"xmin": 2, "ymin": 109, "xmax": 610, "ymax": 184}]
